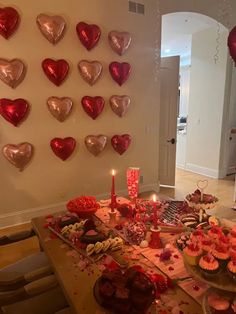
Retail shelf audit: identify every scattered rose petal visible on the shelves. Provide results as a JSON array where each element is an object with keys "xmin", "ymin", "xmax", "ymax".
[
  {"xmin": 173, "ymin": 254, "xmax": 179, "ymax": 259},
  {"xmin": 193, "ymin": 285, "xmax": 200, "ymax": 291},
  {"xmin": 168, "ymin": 266, "xmax": 174, "ymax": 271}
]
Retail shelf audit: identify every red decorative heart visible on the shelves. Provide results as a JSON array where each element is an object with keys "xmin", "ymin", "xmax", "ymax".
[
  {"xmin": 109, "ymin": 62, "xmax": 131, "ymax": 86},
  {"xmin": 81, "ymin": 96, "xmax": 105, "ymax": 120},
  {"xmin": 228, "ymin": 26, "xmax": 236, "ymax": 65},
  {"xmin": 0, "ymin": 7, "xmax": 20, "ymax": 39},
  {"xmin": 50, "ymin": 137, "xmax": 76, "ymax": 161},
  {"xmin": 76, "ymin": 22, "xmax": 101, "ymax": 51},
  {"xmin": 0, "ymin": 98, "xmax": 29, "ymax": 126},
  {"xmin": 42, "ymin": 58, "xmax": 69, "ymax": 86},
  {"xmin": 111, "ymin": 134, "xmax": 131, "ymax": 155}
]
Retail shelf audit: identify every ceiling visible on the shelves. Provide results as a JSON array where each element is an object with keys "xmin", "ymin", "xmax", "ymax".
[{"xmin": 161, "ymin": 12, "xmax": 227, "ymax": 66}]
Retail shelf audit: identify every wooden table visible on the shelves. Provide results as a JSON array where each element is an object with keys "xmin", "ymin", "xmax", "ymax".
[{"xmin": 32, "ymin": 213, "xmax": 204, "ymax": 314}]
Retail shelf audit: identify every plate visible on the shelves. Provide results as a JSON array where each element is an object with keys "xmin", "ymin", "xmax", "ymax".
[
  {"xmin": 202, "ymin": 288, "xmax": 236, "ymax": 314},
  {"xmin": 93, "ymin": 275, "xmax": 156, "ymax": 314},
  {"xmin": 184, "ymin": 260, "xmax": 236, "ymax": 292}
]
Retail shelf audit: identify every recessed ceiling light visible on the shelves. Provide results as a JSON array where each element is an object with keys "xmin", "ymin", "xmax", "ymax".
[{"xmin": 165, "ymin": 48, "xmax": 171, "ymax": 53}]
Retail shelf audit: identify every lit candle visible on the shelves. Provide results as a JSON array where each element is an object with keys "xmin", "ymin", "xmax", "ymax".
[
  {"xmin": 152, "ymin": 194, "xmax": 158, "ymax": 229},
  {"xmin": 111, "ymin": 169, "xmax": 115, "ymax": 196},
  {"xmin": 110, "ymin": 169, "xmax": 116, "ymax": 212}
]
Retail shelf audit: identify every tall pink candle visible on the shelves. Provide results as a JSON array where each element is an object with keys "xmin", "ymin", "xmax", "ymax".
[
  {"xmin": 111, "ymin": 169, "xmax": 115, "ymax": 196},
  {"xmin": 152, "ymin": 194, "xmax": 158, "ymax": 229}
]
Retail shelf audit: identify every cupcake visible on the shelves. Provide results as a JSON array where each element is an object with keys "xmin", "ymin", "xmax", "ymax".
[
  {"xmin": 201, "ymin": 236, "xmax": 213, "ymax": 253},
  {"xmin": 190, "ymin": 229, "xmax": 204, "ymax": 242},
  {"xmin": 212, "ymin": 244, "xmax": 230, "ymax": 266},
  {"xmin": 218, "ymin": 235, "xmax": 230, "ymax": 248},
  {"xmin": 208, "ymin": 226, "xmax": 223, "ymax": 241},
  {"xmin": 208, "ymin": 293, "xmax": 231, "ymax": 313},
  {"xmin": 183, "ymin": 242, "xmax": 202, "ymax": 266},
  {"xmin": 199, "ymin": 254, "xmax": 220, "ymax": 279},
  {"xmin": 229, "ymin": 227, "xmax": 236, "ymax": 246},
  {"xmin": 227, "ymin": 260, "xmax": 236, "ymax": 281}
]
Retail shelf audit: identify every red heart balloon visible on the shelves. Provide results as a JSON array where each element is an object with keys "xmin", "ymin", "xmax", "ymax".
[
  {"xmin": 109, "ymin": 62, "xmax": 131, "ymax": 86},
  {"xmin": 50, "ymin": 137, "xmax": 76, "ymax": 161},
  {"xmin": 81, "ymin": 96, "xmax": 105, "ymax": 120},
  {"xmin": 0, "ymin": 7, "xmax": 20, "ymax": 39},
  {"xmin": 76, "ymin": 22, "xmax": 101, "ymax": 51},
  {"xmin": 0, "ymin": 98, "xmax": 29, "ymax": 126},
  {"xmin": 111, "ymin": 134, "xmax": 131, "ymax": 155},
  {"xmin": 42, "ymin": 58, "xmax": 69, "ymax": 86},
  {"xmin": 228, "ymin": 26, "xmax": 236, "ymax": 65}
]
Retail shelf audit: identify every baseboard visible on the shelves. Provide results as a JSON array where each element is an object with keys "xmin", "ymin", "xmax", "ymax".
[
  {"xmin": 185, "ymin": 163, "xmax": 219, "ymax": 178},
  {"xmin": 0, "ymin": 183, "xmax": 159, "ymax": 229},
  {"xmin": 176, "ymin": 163, "xmax": 186, "ymax": 170}
]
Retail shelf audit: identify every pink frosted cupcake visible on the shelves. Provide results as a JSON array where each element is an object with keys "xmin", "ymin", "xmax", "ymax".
[
  {"xmin": 228, "ymin": 227, "xmax": 236, "ymax": 246},
  {"xmin": 190, "ymin": 229, "xmax": 204, "ymax": 242},
  {"xmin": 212, "ymin": 244, "xmax": 230, "ymax": 266},
  {"xmin": 208, "ymin": 226, "xmax": 223, "ymax": 241},
  {"xmin": 227, "ymin": 259, "xmax": 236, "ymax": 281},
  {"xmin": 218, "ymin": 235, "xmax": 230, "ymax": 248},
  {"xmin": 201, "ymin": 236, "xmax": 213, "ymax": 253},
  {"xmin": 199, "ymin": 254, "xmax": 220, "ymax": 279},
  {"xmin": 183, "ymin": 242, "xmax": 202, "ymax": 266}
]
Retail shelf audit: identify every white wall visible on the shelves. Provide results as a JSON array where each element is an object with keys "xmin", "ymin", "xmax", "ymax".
[
  {"xmin": 179, "ymin": 65, "xmax": 190, "ymax": 117},
  {"xmin": 0, "ymin": 0, "xmax": 160, "ymax": 224},
  {"xmin": 185, "ymin": 27, "xmax": 228, "ymax": 177}
]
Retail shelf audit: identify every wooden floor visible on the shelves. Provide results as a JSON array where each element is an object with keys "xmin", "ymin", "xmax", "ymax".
[{"xmin": 0, "ymin": 168, "xmax": 235, "ymax": 269}]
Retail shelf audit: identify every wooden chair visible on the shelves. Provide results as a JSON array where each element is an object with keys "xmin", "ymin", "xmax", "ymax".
[
  {"xmin": 0, "ymin": 228, "xmax": 51, "ymax": 291},
  {"xmin": 1, "ymin": 286, "xmax": 68, "ymax": 314}
]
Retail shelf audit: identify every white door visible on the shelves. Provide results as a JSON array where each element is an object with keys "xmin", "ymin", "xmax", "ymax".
[
  {"xmin": 227, "ymin": 129, "xmax": 236, "ymax": 175},
  {"xmin": 159, "ymin": 56, "xmax": 180, "ymax": 186}
]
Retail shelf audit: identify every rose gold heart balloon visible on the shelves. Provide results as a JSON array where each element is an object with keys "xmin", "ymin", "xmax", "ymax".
[
  {"xmin": 109, "ymin": 95, "xmax": 131, "ymax": 117},
  {"xmin": 47, "ymin": 97, "xmax": 73, "ymax": 122},
  {"xmin": 108, "ymin": 31, "xmax": 131, "ymax": 56},
  {"xmin": 0, "ymin": 58, "xmax": 26, "ymax": 88},
  {"xmin": 84, "ymin": 135, "xmax": 107, "ymax": 156},
  {"xmin": 78, "ymin": 60, "xmax": 102, "ymax": 86},
  {"xmin": 2, "ymin": 142, "xmax": 33, "ymax": 171},
  {"xmin": 36, "ymin": 14, "xmax": 66, "ymax": 44}
]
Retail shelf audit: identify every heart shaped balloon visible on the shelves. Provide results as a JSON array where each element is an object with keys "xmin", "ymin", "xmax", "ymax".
[
  {"xmin": 76, "ymin": 22, "xmax": 101, "ymax": 50},
  {"xmin": 50, "ymin": 137, "xmax": 76, "ymax": 161},
  {"xmin": 109, "ymin": 62, "xmax": 131, "ymax": 86},
  {"xmin": 109, "ymin": 95, "xmax": 131, "ymax": 117},
  {"xmin": 81, "ymin": 96, "xmax": 105, "ymax": 120},
  {"xmin": 228, "ymin": 26, "xmax": 236, "ymax": 65},
  {"xmin": 47, "ymin": 97, "xmax": 73, "ymax": 122},
  {"xmin": 42, "ymin": 58, "xmax": 69, "ymax": 86},
  {"xmin": 111, "ymin": 134, "xmax": 131, "ymax": 155},
  {"xmin": 2, "ymin": 142, "xmax": 33, "ymax": 171},
  {"xmin": 0, "ymin": 7, "xmax": 20, "ymax": 39},
  {"xmin": 108, "ymin": 31, "xmax": 131, "ymax": 56},
  {"xmin": 0, "ymin": 58, "xmax": 26, "ymax": 88},
  {"xmin": 78, "ymin": 60, "xmax": 102, "ymax": 85},
  {"xmin": 0, "ymin": 98, "xmax": 29, "ymax": 126},
  {"xmin": 84, "ymin": 135, "xmax": 107, "ymax": 156},
  {"xmin": 36, "ymin": 14, "xmax": 66, "ymax": 45}
]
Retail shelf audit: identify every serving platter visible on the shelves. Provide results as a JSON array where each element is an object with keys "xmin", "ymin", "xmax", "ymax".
[
  {"xmin": 202, "ymin": 288, "xmax": 236, "ymax": 314},
  {"xmin": 184, "ymin": 260, "xmax": 236, "ymax": 292}
]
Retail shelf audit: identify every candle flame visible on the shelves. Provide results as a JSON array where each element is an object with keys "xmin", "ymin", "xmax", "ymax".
[
  {"xmin": 112, "ymin": 169, "xmax": 116, "ymax": 176},
  {"xmin": 152, "ymin": 194, "xmax": 157, "ymax": 202}
]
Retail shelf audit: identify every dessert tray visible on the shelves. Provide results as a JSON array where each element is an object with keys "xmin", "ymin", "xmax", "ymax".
[
  {"xmin": 184, "ymin": 262, "xmax": 236, "ymax": 292},
  {"xmin": 202, "ymin": 288, "xmax": 236, "ymax": 314}
]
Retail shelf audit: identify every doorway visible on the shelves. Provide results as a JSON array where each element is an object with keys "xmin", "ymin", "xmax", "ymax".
[{"xmin": 159, "ymin": 12, "xmax": 231, "ymax": 186}]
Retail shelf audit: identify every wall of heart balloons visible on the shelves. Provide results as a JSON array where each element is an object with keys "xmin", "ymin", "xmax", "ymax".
[{"xmin": 0, "ymin": 0, "xmax": 160, "ymax": 213}]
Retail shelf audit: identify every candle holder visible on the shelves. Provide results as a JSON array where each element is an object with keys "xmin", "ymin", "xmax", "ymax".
[
  {"xmin": 108, "ymin": 209, "xmax": 117, "ymax": 226},
  {"xmin": 110, "ymin": 193, "xmax": 118, "ymax": 212},
  {"xmin": 149, "ymin": 226, "xmax": 162, "ymax": 249}
]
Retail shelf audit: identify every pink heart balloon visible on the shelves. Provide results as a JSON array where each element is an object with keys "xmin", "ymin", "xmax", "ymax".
[
  {"xmin": 78, "ymin": 60, "xmax": 102, "ymax": 85},
  {"xmin": 84, "ymin": 135, "xmax": 107, "ymax": 156},
  {"xmin": 36, "ymin": 14, "xmax": 66, "ymax": 44},
  {"xmin": 47, "ymin": 97, "xmax": 73, "ymax": 122},
  {"xmin": 111, "ymin": 134, "xmax": 131, "ymax": 155},
  {"xmin": 2, "ymin": 142, "xmax": 33, "ymax": 171},
  {"xmin": 109, "ymin": 95, "xmax": 131, "ymax": 117},
  {"xmin": 108, "ymin": 31, "xmax": 131, "ymax": 56},
  {"xmin": 0, "ymin": 58, "xmax": 26, "ymax": 88}
]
